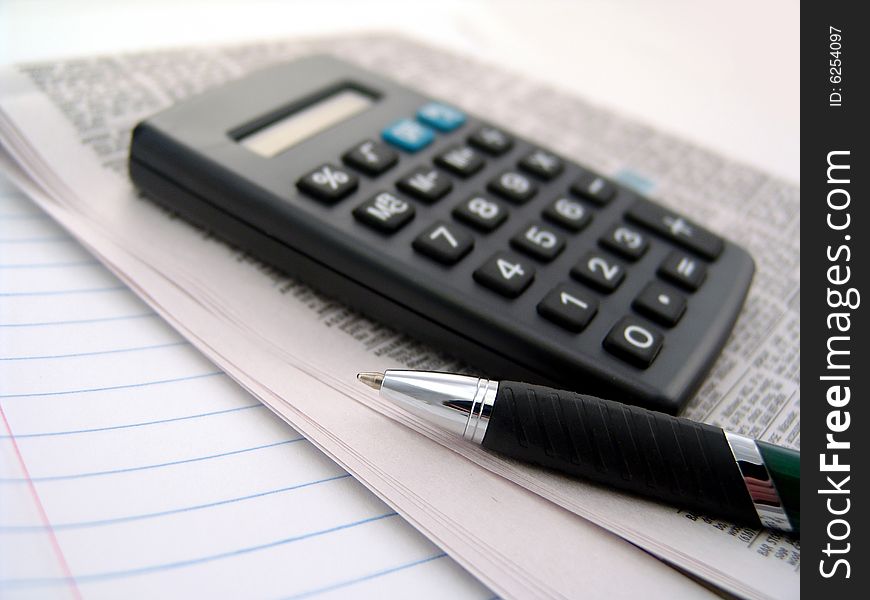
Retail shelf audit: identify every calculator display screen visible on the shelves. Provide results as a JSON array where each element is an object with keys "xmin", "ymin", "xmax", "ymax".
[{"xmin": 239, "ymin": 88, "xmax": 374, "ymax": 157}]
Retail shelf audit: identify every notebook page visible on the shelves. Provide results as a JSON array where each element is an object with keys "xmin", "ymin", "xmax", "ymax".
[{"xmin": 0, "ymin": 182, "xmax": 492, "ymax": 599}]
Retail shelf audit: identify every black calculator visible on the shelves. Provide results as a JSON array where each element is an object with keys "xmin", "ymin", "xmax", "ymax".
[{"xmin": 129, "ymin": 55, "xmax": 754, "ymax": 414}]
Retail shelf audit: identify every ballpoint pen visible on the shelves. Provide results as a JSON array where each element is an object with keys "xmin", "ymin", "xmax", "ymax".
[{"xmin": 357, "ymin": 370, "xmax": 800, "ymax": 534}]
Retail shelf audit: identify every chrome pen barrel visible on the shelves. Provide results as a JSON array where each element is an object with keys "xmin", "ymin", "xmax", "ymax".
[{"xmin": 379, "ymin": 370, "xmax": 497, "ymax": 443}]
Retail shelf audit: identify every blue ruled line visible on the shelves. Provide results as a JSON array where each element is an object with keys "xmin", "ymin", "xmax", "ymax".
[
  {"xmin": 0, "ymin": 438, "xmax": 305, "ymax": 483},
  {"xmin": 0, "ymin": 285, "xmax": 126, "ymax": 297},
  {"xmin": 0, "ymin": 473, "xmax": 350, "ymax": 531},
  {"xmin": 0, "ymin": 313, "xmax": 157, "ymax": 328},
  {"xmin": 0, "ymin": 371, "xmax": 224, "ymax": 399},
  {"xmin": 0, "ymin": 260, "xmax": 98, "ymax": 269},
  {"xmin": 0, "ymin": 403, "xmax": 263, "ymax": 439},
  {"xmin": 0, "ymin": 512, "xmax": 399, "ymax": 586},
  {"xmin": 284, "ymin": 553, "xmax": 448, "ymax": 599},
  {"xmin": 0, "ymin": 340, "xmax": 189, "ymax": 361}
]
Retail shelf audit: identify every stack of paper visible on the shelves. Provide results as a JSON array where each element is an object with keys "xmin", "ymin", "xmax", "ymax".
[{"xmin": 1, "ymin": 35, "xmax": 799, "ymax": 599}]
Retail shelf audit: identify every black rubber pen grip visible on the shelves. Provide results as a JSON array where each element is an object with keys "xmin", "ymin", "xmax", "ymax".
[{"xmin": 482, "ymin": 381, "xmax": 760, "ymax": 527}]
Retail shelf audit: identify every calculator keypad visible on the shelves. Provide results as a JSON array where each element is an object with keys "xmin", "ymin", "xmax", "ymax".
[{"xmin": 296, "ymin": 100, "xmax": 733, "ymax": 393}]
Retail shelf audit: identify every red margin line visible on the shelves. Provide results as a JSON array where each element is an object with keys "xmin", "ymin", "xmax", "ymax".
[{"xmin": 1, "ymin": 401, "xmax": 82, "ymax": 599}]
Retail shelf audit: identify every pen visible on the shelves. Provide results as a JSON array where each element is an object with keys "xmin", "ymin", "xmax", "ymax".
[{"xmin": 357, "ymin": 370, "xmax": 799, "ymax": 534}]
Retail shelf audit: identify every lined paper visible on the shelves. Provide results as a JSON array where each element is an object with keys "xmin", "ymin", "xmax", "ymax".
[{"xmin": 0, "ymin": 183, "xmax": 492, "ymax": 599}]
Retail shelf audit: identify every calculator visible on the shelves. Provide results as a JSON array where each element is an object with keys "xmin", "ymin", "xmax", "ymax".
[{"xmin": 129, "ymin": 55, "xmax": 754, "ymax": 414}]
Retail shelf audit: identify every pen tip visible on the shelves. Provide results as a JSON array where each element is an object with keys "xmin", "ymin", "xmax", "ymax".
[{"xmin": 356, "ymin": 372, "xmax": 384, "ymax": 390}]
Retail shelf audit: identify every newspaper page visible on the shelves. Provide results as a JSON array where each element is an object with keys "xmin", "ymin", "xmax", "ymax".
[{"xmin": 0, "ymin": 35, "xmax": 799, "ymax": 599}]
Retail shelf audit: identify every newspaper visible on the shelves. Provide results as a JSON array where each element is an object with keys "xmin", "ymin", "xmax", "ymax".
[{"xmin": 0, "ymin": 35, "xmax": 799, "ymax": 599}]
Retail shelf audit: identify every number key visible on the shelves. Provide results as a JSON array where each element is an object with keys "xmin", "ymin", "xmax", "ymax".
[
  {"xmin": 599, "ymin": 224, "xmax": 649, "ymax": 261},
  {"xmin": 474, "ymin": 252, "xmax": 535, "ymax": 298},
  {"xmin": 488, "ymin": 171, "xmax": 537, "ymax": 203},
  {"xmin": 543, "ymin": 197, "xmax": 592, "ymax": 232},
  {"xmin": 537, "ymin": 284, "xmax": 598, "ymax": 332},
  {"xmin": 603, "ymin": 317, "xmax": 664, "ymax": 368},
  {"xmin": 453, "ymin": 194, "xmax": 507, "ymax": 232},
  {"xmin": 571, "ymin": 251, "xmax": 626, "ymax": 293},
  {"xmin": 413, "ymin": 221, "xmax": 473, "ymax": 265},
  {"xmin": 510, "ymin": 222, "xmax": 565, "ymax": 262}
]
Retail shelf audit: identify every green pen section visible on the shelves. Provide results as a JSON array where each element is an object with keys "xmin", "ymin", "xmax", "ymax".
[{"xmin": 757, "ymin": 441, "xmax": 800, "ymax": 533}]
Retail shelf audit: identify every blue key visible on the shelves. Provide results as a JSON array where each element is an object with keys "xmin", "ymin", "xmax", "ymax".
[
  {"xmin": 382, "ymin": 118, "xmax": 435, "ymax": 152},
  {"xmin": 417, "ymin": 102, "xmax": 466, "ymax": 132}
]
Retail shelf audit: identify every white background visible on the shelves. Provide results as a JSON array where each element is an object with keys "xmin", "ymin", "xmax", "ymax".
[{"xmin": 1, "ymin": 0, "xmax": 799, "ymax": 183}]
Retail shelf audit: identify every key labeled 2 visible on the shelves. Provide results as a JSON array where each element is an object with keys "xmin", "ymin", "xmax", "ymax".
[{"xmin": 571, "ymin": 251, "xmax": 626, "ymax": 293}]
